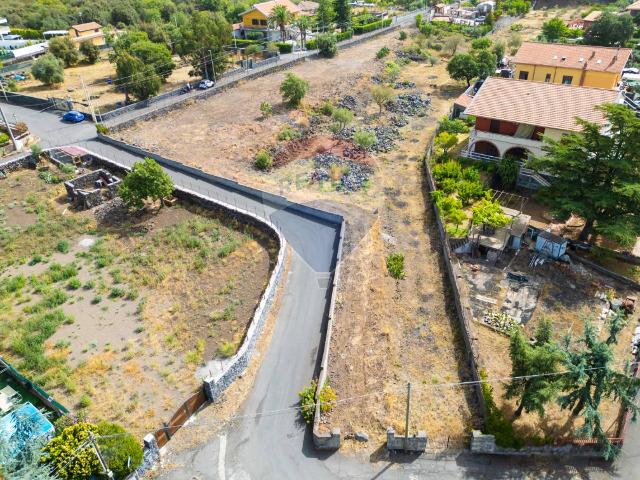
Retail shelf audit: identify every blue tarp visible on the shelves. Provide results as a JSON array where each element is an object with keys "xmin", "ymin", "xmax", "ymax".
[{"xmin": 0, "ymin": 402, "xmax": 55, "ymax": 460}]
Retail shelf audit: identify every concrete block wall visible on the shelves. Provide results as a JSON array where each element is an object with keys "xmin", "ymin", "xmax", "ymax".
[
  {"xmin": 470, "ymin": 431, "xmax": 606, "ymax": 458},
  {"xmin": 386, "ymin": 428, "xmax": 428, "ymax": 452}
]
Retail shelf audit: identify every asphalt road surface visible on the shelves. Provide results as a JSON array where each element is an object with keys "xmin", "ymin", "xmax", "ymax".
[{"xmin": 2, "ymin": 91, "xmax": 639, "ymax": 480}]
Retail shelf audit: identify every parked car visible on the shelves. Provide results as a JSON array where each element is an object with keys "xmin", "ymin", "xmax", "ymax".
[
  {"xmin": 198, "ymin": 79, "xmax": 214, "ymax": 90},
  {"xmin": 62, "ymin": 110, "xmax": 85, "ymax": 123}
]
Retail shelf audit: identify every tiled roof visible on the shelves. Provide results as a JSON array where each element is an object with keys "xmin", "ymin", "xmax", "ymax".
[
  {"xmin": 582, "ymin": 11, "xmax": 602, "ymax": 22},
  {"xmin": 464, "ymin": 78, "xmax": 620, "ymax": 132},
  {"xmin": 298, "ymin": 1, "xmax": 319, "ymax": 12},
  {"xmin": 243, "ymin": 0, "xmax": 301, "ymax": 18},
  {"xmin": 71, "ymin": 22, "xmax": 102, "ymax": 32},
  {"xmin": 513, "ymin": 42, "xmax": 632, "ymax": 73},
  {"xmin": 627, "ymin": 0, "xmax": 640, "ymax": 11},
  {"xmin": 454, "ymin": 91, "xmax": 473, "ymax": 108}
]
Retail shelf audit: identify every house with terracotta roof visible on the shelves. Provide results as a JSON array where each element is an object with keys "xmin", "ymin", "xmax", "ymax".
[
  {"xmin": 237, "ymin": 0, "xmax": 301, "ymax": 40},
  {"xmin": 68, "ymin": 22, "xmax": 105, "ymax": 46},
  {"xmin": 512, "ymin": 42, "xmax": 632, "ymax": 90},
  {"xmin": 626, "ymin": 0, "xmax": 640, "ymax": 16},
  {"xmin": 567, "ymin": 10, "xmax": 602, "ymax": 29},
  {"xmin": 461, "ymin": 77, "xmax": 621, "ymax": 161}
]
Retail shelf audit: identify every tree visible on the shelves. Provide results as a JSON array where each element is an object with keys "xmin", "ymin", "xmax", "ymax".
[
  {"xmin": 559, "ymin": 311, "xmax": 640, "ymax": 459},
  {"xmin": 504, "ymin": 320, "xmax": 563, "ymax": 418},
  {"xmin": 119, "ymin": 157, "xmax": 174, "ymax": 209},
  {"xmin": 382, "ymin": 61, "xmax": 401, "ymax": 83},
  {"xmin": 371, "ymin": 85, "xmax": 394, "ymax": 115},
  {"xmin": 471, "ymin": 197, "xmax": 511, "ymax": 229},
  {"xmin": 114, "ymin": 51, "xmax": 161, "ymax": 102},
  {"xmin": 332, "ymin": 107, "xmax": 354, "ymax": 130},
  {"xmin": 175, "ymin": 11, "xmax": 231, "ymax": 81},
  {"xmin": 269, "ymin": 5, "xmax": 291, "ymax": 42},
  {"xmin": 48, "ymin": 36, "xmax": 80, "ymax": 67},
  {"xmin": 584, "ymin": 13, "xmax": 635, "ymax": 47},
  {"xmin": 316, "ymin": 0, "xmax": 336, "ymax": 30},
  {"xmin": 530, "ymin": 104, "xmax": 640, "ymax": 245},
  {"xmin": 493, "ymin": 40, "xmax": 506, "ymax": 62},
  {"xmin": 317, "ymin": 33, "xmax": 337, "ymax": 57},
  {"xmin": 435, "ymin": 131, "xmax": 458, "ymax": 157},
  {"xmin": 41, "ymin": 423, "xmax": 102, "ymax": 480},
  {"xmin": 95, "ymin": 421, "xmax": 143, "ymax": 479},
  {"xmin": 473, "ymin": 48, "xmax": 497, "ymax": 79},
  {"xmin": 497, "ymin": 155, "xmax": 519, "ymax": 189},
  {"xmin": 353, "ymin": 130, "xmax": 376, "ymax": 150},
  {"xmin": 296, "ymin": 15, "xmax": 313, "ymax": 49},
  {"xmin": 446, "ymin": 53, "xmax": 478, "ymax": 87},
  {"xmin": 130, "ymin": 40, "xmax": 175, "ymax": 81},
  {"xmin": 31, "ymin": 54, "xmax": 64, "ymax": 85},
  {"xmin": 542, "ymin": 17, "xmax": 569, "ymax": 42},
  {"xmin": 280, "ymin": 72, "xmax": 309, "ymax": 107},
  {"xmin": 443, "ymin": 34, "xmax": 464, "ymax": 56},
  {"xmin": 471, "ymin": 37, "xmax": 492, "ymax": 50},
  {"xmin": 80, "ymin": 42, "xmax": 100, "ymax": 64},
  {"xmin": 335, "ymin": 0, "xmax": 351, "ymax": 27}
]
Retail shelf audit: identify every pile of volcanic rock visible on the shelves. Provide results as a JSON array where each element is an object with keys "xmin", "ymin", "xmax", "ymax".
[
  {"xmin": 332, "ymin": 124, "xmax": 401, "ymax": 153},
  {"xmin": 386, "ymin": 93, "xmax": 430, "ymax": 116},
  {"xmin": 310, "ymin": 153, "xmax": 373, "ymax": 193},
  {"xmin": 337, "ymin": 95, "xmax": 358, "ymax": 111},
  {"xmin": 393, "ymin": 81, "xmax": 416, "ymax": 89}
]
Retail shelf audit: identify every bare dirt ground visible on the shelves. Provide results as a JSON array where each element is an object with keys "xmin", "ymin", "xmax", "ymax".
[
  {"xmin": 114, "ymin": 26, "xmax": 481, "ymax": 449},
  {"xmin": 0, "ymin": 164, "xmax": 275, "ymax": 437},
  {"xmin": 18, "ymin": 53, "xmax": 194, "ymax": 112}
]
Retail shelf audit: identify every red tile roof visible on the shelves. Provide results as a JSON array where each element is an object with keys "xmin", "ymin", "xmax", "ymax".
[
  {"xmin": 71, "ymin": 22, "xmax": 102, "ymax": 32},
  {"xmin": 513, "ymin": 42, "xmax": 632, "ymax": 74},
  {"xmin": 464, "ymin": 77, "xmax": 620, "ymax": 132},
  {"xmin": 626, "ymin": 0, "xmax": 640, "ymax": 11}
]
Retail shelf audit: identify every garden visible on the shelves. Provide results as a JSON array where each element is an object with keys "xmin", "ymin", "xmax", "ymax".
[{"xmin": 0, "ymin": 157, "xmax": 277, "ymax": 453}]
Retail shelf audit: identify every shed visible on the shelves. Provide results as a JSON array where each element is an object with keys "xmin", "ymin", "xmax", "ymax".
[{"xmin": 535, "ymin": 230, "xmax": 567, "ymax": 259}]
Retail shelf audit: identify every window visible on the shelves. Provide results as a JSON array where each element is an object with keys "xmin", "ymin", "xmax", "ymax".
[
  {"xmin": 518, "ymin": 71, "xmax": 529, "ymax": 80},
  {"xmin": 260, "ymin": 19, "xmax": 267, "ymax": 25},
  {"xmin": 252, "ymin": 18, "xmax": 259, "ymax": 25},
  {"xmin": 489, "ymin": 119, "xmax": 500, "ymax": 133},
  {"xmin": 562, "ymin": 75, "xmax": 573, "ymax": 85},
  {"xmin": 544, "ymin": 73, "xmax": 552, "ymax": 83}
]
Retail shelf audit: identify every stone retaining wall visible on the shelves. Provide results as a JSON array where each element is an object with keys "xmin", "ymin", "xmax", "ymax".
[
  {"xmin": 568, "ymin": 252, "xmax": 640, "ymax": 291},
  {"xmin": 0, "ymin": 152, "xmax": 33, "ymax": 173},
  {"xmin": 470, "ymin": 431, "xmax": 609, "ymax": 458},
  {"xmin": 386, "ymin": 428, "xmax": 428, "ymax": 452}
]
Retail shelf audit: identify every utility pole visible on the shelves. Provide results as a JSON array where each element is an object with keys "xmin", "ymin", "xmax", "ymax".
[
  {"xmin": 404, "ymin": 382, "xmax": 411, "ymax": 452},
  {"xmin": 80, "ymin": 76, "xmax": 96, "ymax": 123},
  {"xmin": 209, "ymin": 50, "xmax": 216, "ymax": 83},
  {"xmin": 88, "ymin": 432, "xmax": 114, "ymax": 479},
  {"xmin": 204, "ymin": 49, "xmax": 209, "ymax": 81},
  {"xmin": 0, "ymin": 102, "xmax": 21, "ymax": 152},
  {"xmin": 0, "ymin": 79, "xmax": 7, "ymax": 101}
]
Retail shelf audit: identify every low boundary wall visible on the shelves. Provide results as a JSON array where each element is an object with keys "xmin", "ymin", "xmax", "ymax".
[{"xmin": 568, "ymin": 252, "xmax": 640, "ymax": 291}]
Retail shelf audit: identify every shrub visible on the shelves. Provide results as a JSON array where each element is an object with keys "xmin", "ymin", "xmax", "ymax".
[
  {"xmin": 438, "ymin": 117, "xmax": 469, "ymax": 134},
  {"xmin": 119, "ymin": 157, "xmax": 174, "ymax": 210},
  {"xmin": 254, "ymin": 149, "xmax": 273, "ymax": 170},
  {"xmin": 275, "ymin": 42, "xmax": 293, "ymax": 54},
  {"xmin": 96, "ymin": 123, "xmax": 109, "ymax": 135},
  {"xmin": 386, "ymin": 253, "xmax": 405, "ymax": 279},
  {"xmin": 245, "ymin": 44, "xmax": 263, "ymax": 56},
  {"xmin": 433, "ymin": 160, "xmax": 463, "ymax": 182},
  {"xmin": 480, "ymin": 370, "xmax": 524, "ymax": 448},
  {"xmin": 353, "ymin": 18, "xmax": 392, "ymax": 34},
  {"xmin": 376, "ymin": 46, "xmax": 390, "ymax": 59},
  {"xmin": 56, "ymin": 240, "xmax": 69, "ymax": 253},
  {"xmin": 456, "ymin": 180, "xmax": 485, "ymax": 206},
  {"xmin": 217, "ymin": 341, "xmax": 237, "ymax": 358},
  {"xmin": 67, "ymin": 278, "xmax": 81, "ymax": 290},
  {"xmin": 399, "ymin": 30, "xmax": 407, "ymax": 40},
  {"xmin": 299, "ymin": 380, "xmax": 317, "ymax": 424},
  {"xmin": 382, "ymin": 61, "xmax": 401, "ymax": 83},
  {"xmin": 280, "ymin": 72, "xmax": 309, "ymax": 107},
  {"xmin": 434, "ymin": 194, "xmax": 462, "ymax": 215},
  {"xmin": 41, "ymin": 423, "xmax": 102, "ymax": 480},
  {"xmin": 317, "ymin": 33, "xmax": 337, "ymax": 58},
  {"xmin": 471, "ymin": 37, "xmax": 492, "ymax": 50},
  {"xmin": 371, "ymin": 85, "xmax": 394, "ymax": 114},
  {"xmin": 80, "ymin": 42, "xmax": 100, "ymax": 64},
  {"xmin": 110, "ymin": 287, "xmax": 125, "ymax": 298},
  {"xmin": 336, "ymin": 29, "xmax": 353, "ymax": 42},
  {"xmin": 353, "ymin": 130, "xmax": 376, "ymax": 151},
  {"xmin": 48, "ymin": 37, "xmax": 80, "ymax": 67},
  {"xmin": 472, "ymin": 198, "xmax": 511, "ymax": 229},
  {"xmin": 78, "ymin": 394, "xmax": 92, "ymax": 408},
  {"xmin": 277, "ymin": 126, "xmax": 301, "ymax": 141},
  {"xmin": 260, "ymin": 101, "xmax": 273, "ymax": 118},
  {"xmin": 319, "ymin": 101, "xmax": 335, "ymax": 116},
  {"xmin": 31, "ymin": 54, "xmax": 64, "ymax": 85},
  {"xmin": 0, "ymin": 133, "xmax": 9, "ymax": 145},
  {"xmin": 332, "ymin": 107, "xmax": 354, "ymax": 130},
  {"xmin": 497, "ymin": 156, "xmax": 519, "ymax": 189},
  {"xmin": 96, "ymin": 421, "xmax": 143, "ymax": 479}
]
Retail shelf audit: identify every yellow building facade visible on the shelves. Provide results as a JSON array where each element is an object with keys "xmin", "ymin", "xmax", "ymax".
[
  {"xmin": 514, "ymin": 64, "xmax": 622, "ymax": 90},
  {"xmin": 242, "ymin": 9, "xmax": 269, "ymax": 28}
]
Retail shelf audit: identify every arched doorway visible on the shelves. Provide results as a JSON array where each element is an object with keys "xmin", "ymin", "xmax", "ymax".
[
  {"xmin": 503, "ymin": 147, "xmax": 530, "ymax": 161},
  {"xmin": 472, "ymin": 140, "xmax": 499, "ymax": 157}
]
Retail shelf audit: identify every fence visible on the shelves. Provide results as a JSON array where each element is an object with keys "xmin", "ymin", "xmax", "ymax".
[{"xmin": 153, "ymin": 388, "xmax": 208, "ymax": 448}]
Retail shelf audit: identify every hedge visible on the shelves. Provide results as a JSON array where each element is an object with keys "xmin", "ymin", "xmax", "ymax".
[
  {"xmin": 306, "ymin": 29, "xmax": 353, "ymax": 50},
  {"xmin": 306, "ymin": 39, "xmax": 317, "ymax": 50},
  {"xmin": 234, "ymin": 39, "xmax": 259, "ymax": 47},
  {"xmin": 10, "ymin": 28, "xmax": 44, "ymax": 39},
  {"xmin": 275, "ymin": 42, "xmax": 293, "ymax": 54},
  {"xmin": 353, "ymin": 18, "xmax": 392, "ymax": 35}
]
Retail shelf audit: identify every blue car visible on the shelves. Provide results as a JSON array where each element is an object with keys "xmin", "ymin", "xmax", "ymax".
[{"xmin": 62, "ymin": 111, "xmax": 85, "ymax": 123}]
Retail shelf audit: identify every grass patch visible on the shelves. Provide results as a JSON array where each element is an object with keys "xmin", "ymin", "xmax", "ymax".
[
  {"xmin": 217, "ymin": 341, "xmax": 238, "ymax": 358},
  {"xmin": 386, "ymin": 253, "xmax": 405, "ymax": 279}
]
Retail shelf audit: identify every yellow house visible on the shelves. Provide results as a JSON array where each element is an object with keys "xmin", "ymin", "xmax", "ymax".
[
  {"xmin": 512, "ymin": 42, "xmax": 632, "ymax": 90},
  {"xmin": 240, "ymin": 0, "xmax": 301, "ymax": 30},
  {"xmin": 68, "ymin": 22, "xmax": 105, "ymax": 47}
]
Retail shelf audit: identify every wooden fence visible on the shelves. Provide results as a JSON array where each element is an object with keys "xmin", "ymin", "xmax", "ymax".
[{"xmin": 153, "ymin": 388, "xmax": 208, "ymax": 448}]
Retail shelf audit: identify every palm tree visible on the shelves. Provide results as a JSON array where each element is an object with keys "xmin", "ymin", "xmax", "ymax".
[
  {"xmin": 295, "ymin": 15, "xmax": 313, "ymax": 49},
  {"xmin": 269, "ymin": 5, "xmax": 292, "ymax": 42}
]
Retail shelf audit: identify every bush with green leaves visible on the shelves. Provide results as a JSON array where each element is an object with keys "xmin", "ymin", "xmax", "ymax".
[
  {"xmin": 497, "ymin": 155, "xmax": 519, "ymax": 189},
  {"xmin": 259, "ymin": 101, "xmax": 273, "ymax": 118},
  {"xmin": 31, "ymin": 54, "xmax": 64, "ymax": 85},
  {"xmin": 0, "ymin": 132, "xmax": 10, "ymax": 146},
  {"xmin": 245, "ymin": 44, "xmax": 263, "ymax": 56},
  {"xmin": 280, "ymin": 72, "xmax": 309, "ymax": 107},
  {"xmin": 80, "ymin": 42, "xmax": 100, "ymax": 64},
  {"xmin": 480, "ymin": 369, "xmax": 524, "ymax": 448},
  {"xmin": 254, "ymin": 149, "xmax": 273, "ymax": 170},
  {"xmin": 95, "ymin": 421, "xmax": 143, "ymax": 479},
  {"xmin": 472, "ymin": 198, "xmax": 511, "ymax": 229},
  {"xmin": 370, "ymin": 85, "xmax": 394, "ymax": 115},
  {"xmin": 376, "ymin": 46, "xmax": 390, "ymax": 59},
  {"xmin": 399, "ymin": 30, "xmax": 407, "ymax": 40},
  {"xmin": 437, "ymin": 116, "xmax": 469, "ymax": 134},
  {"xmin": 432, "ymin": 160, "xmax": 463, "ymax": 182},
  {"xmin": 331, "ymin": 107, "xmax": 354, "ymax": 131},
  {"xmin": 48, "ymin": 36, "xmax": 79, "ymax": 67},
  {"xmin": 386, "ymin": 252, "xmax": 405, "ymax": 279},
  {"xmin": 41, "ymin": 423, "xmax": 102, "ymax": 480},
  {"xmin": 299, "ymin": 379, "xmax": 337, "ymax": 424},
  {"xmin": 277, "ymin": 126, "xmax": 300, "ymax": 141},
  {"xmin": 317, "ymin": 33, "xmax": 337, "ymax": 57},
  {"xmin": 353, "ymin": 130, "xmax": 377, "ymax": 151},
  {"xmin": 319, "ymin": 101, "xmax": 335, "ymax": 116},
  {"xmin": 456, "ymin": 179, "xmax": 485, "ymax": 206},
  {"xmin": 95, "ymin": 123, "xmax": 109, "ymax": 135},
  {"xmin": 119, "ymin": 157, "xmax": 174, "ymax": 210},
  {"xmin": 382, "ymin": 61, "xmax": 401, "ymax": 83}
]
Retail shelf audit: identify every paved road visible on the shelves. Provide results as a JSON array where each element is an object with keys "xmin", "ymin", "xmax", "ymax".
[{"xmin": 3, "ymin": 87, "xmax": 639, "ymax": 480}]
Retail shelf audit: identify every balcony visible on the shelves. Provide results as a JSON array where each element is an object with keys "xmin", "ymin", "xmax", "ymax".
[{"xmin": 466, "ymin": 128, "xmax": 545, "ymax": 160}]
